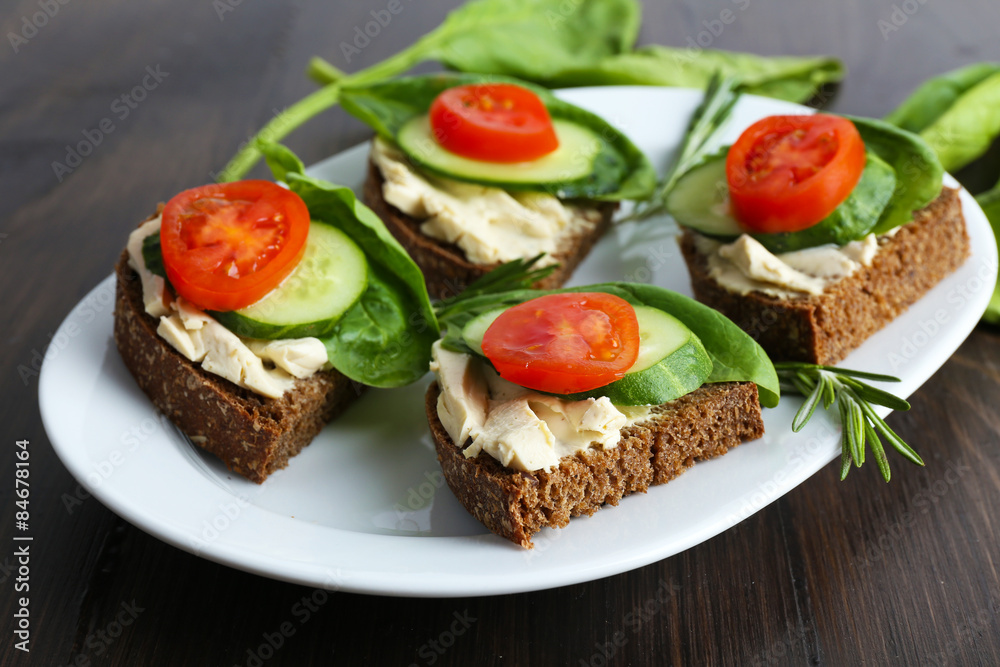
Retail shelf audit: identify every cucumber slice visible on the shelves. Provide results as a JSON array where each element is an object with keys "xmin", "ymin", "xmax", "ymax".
[
  {"xmin": 461, "ymin": 305, "xmax": 713, "ymax": 406},
  {"xmin": 397, "ymin": 115, "xmax": 601, "ymax": 188},
  {"xmin": 212, "ymin": 222, "xmax": 368, "ymax": 340},
  {"xmin": 461, "ymin": 307, "xmax": 506, "ymax": 356},
  {"xmin": 667, "ymin": 151, "xmax": 897, "ymax": 254}
]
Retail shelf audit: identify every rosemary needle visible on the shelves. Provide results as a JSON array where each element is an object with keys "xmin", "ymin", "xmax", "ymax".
[{"xmin": 774, "ymin": 361, "xmax": 921, "ymax": 482}]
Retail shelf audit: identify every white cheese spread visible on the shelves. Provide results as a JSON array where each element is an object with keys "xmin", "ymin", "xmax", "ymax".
[
  {"xmin": 430, "ymin": 341, "xmax": 653, "ymax": 473},
  {"xmin": 127, "ymin": 218, "xmax": 328, "ymax": 399},
  {"xmin": 370, "ymin": 138, "xmax": 600, "ymax": 266},
  {"xmin": 695, "ymin": 232, "xmax": 880, "ymax": 299}
]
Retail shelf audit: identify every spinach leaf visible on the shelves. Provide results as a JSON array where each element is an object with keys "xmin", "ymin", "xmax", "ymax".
[
  {"xmin": 223, "ymin": 0, "xmax": 639, "ymax": 182},
  {"xmin": 340, "ymin": 73, "xmax": 656, "ymax": 201},
  {"xmin": 324, "ymin": 263, "xmax": 439, "ymax": 388},
  {"xmin": 429, "ymin": 0, "xmax": 639, "ymax": 84},
  {"xmin": 751, "ymin": 152, "xmax": 897, "ymax": 253},
  {"xmin": 846, "ymin": 116, "xmax": 944, "ymax": 235},
  {"xmin": 141, "ymin": 234, "xmax": 166, "ymax": 279},
  {"xmin": 437, "ymin": 282, "xmax": 780, "ymax": 408},
  {"xmin": 884, "ymin": 63, "xmax": 1000, "ymax": 134},
  {"xmin": 537, "ymin": 45, "xmax": 844, "ymax": 103},
  {"xmin": 885, "ymin": 63, "xmax": 1000, "ymax": 172},
  {"xmin": 261, "ymin": 143, "xmax": 439, "ymax": 387},
  {"xmin": 975, "ymin": 181, "xmax": 1000, "ymax": 324}
]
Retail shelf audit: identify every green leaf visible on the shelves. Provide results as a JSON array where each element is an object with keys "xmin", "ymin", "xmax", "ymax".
[
  {"xmin": 792, "ymin": 378, "xmax": 823, "ymax": 432},
  {"xmin": 975, "ymin": 181, "xmax": 1000, "ymax": 324},
  {"xmin": 885, "ymin": 62, "xmax": 1000, "ymax": 133},
  {"xmin": 260, "ymin": 143, "xmax": 439, "ymax": 387},
  {"xmin": 436, "ymin": 280, "xmax": 781, "ymax": 408},
  {"xmin": 846, "ymin": 116, "xmax": 944, "ymax": 235},
  {"xmin": 538, "ymin": 45, "xmax": 844, "ymax": 103},
  {"xmin": 430, "ymin": 0, "xmax": 640, "ymax": 83},
  {"xmin": 262, "ymin": 141, "xmax": 306, "ymax": 184},
  {"xmin": 141, "ymin": 234, "xmax": 166, "ymax": 279},
  {"xmin": 226, "ymin": 0, "xmax": 641, "ymax": 181},
  {"xmin": 340, "ymin": 73, "xmax": 656, "ymax": 201},
  {"xmin": 885, "ymin": 63, "xmax": 1000, "ymax": 172},
  {"xmin": 747, "ymin": 151, "xmax": 898, "ymax": 253},
  {"xmin": 323, "ymin": 263, "xmax": 439, "ymax": 388}
]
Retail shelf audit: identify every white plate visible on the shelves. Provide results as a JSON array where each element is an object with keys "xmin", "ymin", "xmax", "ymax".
[{"xmin": 40, "ymin": 88, "xmax": 997, "ymax": 597}]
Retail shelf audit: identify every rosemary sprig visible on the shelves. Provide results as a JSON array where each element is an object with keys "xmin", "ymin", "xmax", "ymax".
[
  {"xmin": 775, "ymin": 362, "xmax": 922, "ymax": 482},
  {"xmin": 627, "ymin": 73, "xmax": 741, "ymax": 222},
  {"xmin": 434, "ymin": 254, "xmax": 554, "ymax": 323}
]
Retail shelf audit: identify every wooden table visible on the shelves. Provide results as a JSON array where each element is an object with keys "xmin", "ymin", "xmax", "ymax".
[{"xmin": 3, "ymin": 1, "xmax": 999, "ymax": 664}]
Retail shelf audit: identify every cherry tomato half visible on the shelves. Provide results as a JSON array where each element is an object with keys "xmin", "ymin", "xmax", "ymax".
[
  {"xmin": 481, "ymin": 292, "xmax": 640, "ymax": 394},
  {"xmin": 429, "ymin": 83, "xmax": 559, "ymax": 163},
  {"xmin": 159, "ymin": 180, "xmax": 310, "ymax": 311},
  {"xmin": 726, "ymin": 114, "xmax": 866, "ymax": 233}
]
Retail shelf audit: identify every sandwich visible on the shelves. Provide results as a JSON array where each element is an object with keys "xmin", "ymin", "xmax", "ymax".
[
  {"xmin": 428, "ymin": 281, "xmax": 779, "ymax": 548},
  {"xmin": 340, "ymin": 73, "xmax": 657, "ymax": 300},
  {"xmin": 114, "ymin": 144, "xmax": 438, "ymax": 483},
  {"xmin": 668, "ymin": 112, "xmax": 969, "ymax": 364}
]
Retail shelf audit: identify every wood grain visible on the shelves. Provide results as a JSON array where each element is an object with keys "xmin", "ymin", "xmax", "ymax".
[{"xmin": 2, "ymin": 0, "xmax": 999, "ymax": 665}]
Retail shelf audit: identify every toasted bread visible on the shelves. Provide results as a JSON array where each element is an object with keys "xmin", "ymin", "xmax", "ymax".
[
  {"xmin": 362, "ymin": 160, "xmax": 617, "ymax": 300},
  {"xmin": 113, "ymin": 251, "xmax": 362, "ymax": 483},
  {"xmin": 427, "ymin": 381, "xmax": 764, "ymax": 548},
  {"xmin": 679, "ymin": 187, "xmax": 970, "ymax": 365}
]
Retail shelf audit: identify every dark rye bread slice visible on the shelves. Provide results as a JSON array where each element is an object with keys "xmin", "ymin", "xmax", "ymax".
[
  {"xmin": 113, "ymin": 251, "xmax": 362, "ymax": 484},
  {"xmin": 428, "ymin": 380, "xmax": 764, "ymax": 548},
  {"xmin": 363, "ymin": 160, "xmax": 617, "ymax": 300},
  {"xmin": 679, "ymin": 187, "xmax": 970, "ymax": 365}
]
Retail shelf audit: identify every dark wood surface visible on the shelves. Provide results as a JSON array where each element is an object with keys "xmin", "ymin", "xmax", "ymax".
[{"xmin": 3, "ymin": 1, "xmax": 1000, "ymax": 664}]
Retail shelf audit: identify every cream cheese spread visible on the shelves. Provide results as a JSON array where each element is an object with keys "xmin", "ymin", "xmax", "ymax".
[
  {"xmin": 126, "ymin": 219, "xmax": 328, "ymax": 400},
  {"xmin": 370, "ymin": 138, "xmax": 600, "ymax": 266},
  {"xmin": 694, "ymin": 232, "xmax": 880, "ymax": 299},
  {"xmin": 430, "ymin": 341, "xmax": 652, "ymax": 473}
]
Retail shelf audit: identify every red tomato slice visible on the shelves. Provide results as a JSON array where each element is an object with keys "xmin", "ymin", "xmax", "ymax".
[
  {"xmin": 726, "ymin": 114, "xmax": 866, "ymax": 233},
  {"xmin": 429, "ymin": 83, "xmax": 559, "ymax": 163},
  {"xmin": 481, "ymin": 293, "xmax": 640, "ymax": 394},
  {"xmin": 159, "ymin": 180, "xmax": 310, "ymax": 311}
]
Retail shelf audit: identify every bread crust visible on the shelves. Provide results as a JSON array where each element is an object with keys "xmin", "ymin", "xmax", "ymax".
[
  {"xmin": 428, "ymin": 381, "xmax": 764, "ymax": 548},
  {"xmin": 362, "ymin": 160, "xmax": 617, "ymax": 300},
  {"xmin": 679, "ymin": 188, "xmax": 970, "ymax": 364},
  {"xmin": 113, "ymin": 251, "xmax": 363, "ymax": 483}
]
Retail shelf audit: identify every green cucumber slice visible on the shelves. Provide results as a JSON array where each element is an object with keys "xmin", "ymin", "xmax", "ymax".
[
  {"xmin": 667, "ymin": 151, "xmax": 898, "ymax": 254},
  {"xmin": 461, "ymin": 304, "xmax": 713, "ymax": 406},
  {"xmin": 397, "ymin": 115, "xmax": 602, "ymax": 188},
  {"xmin": 212, "ymin": 221, "xmax": 368, "ymax": 339}
]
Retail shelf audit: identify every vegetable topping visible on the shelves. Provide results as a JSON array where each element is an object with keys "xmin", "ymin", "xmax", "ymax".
[
  {"xmin": 481, "ymin": 292, "xmax": 640, "ymax": 394},
  {"xmin": 726, "ymin": 114, "xmax": 866, "ymax": 233},
  {"xmin": 429, "ymin": 83, "xmax": 559, "ymax": 163},
  {"xmin": 160, "ymin": 180, "xmax": 310, "ymax": 312}
]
